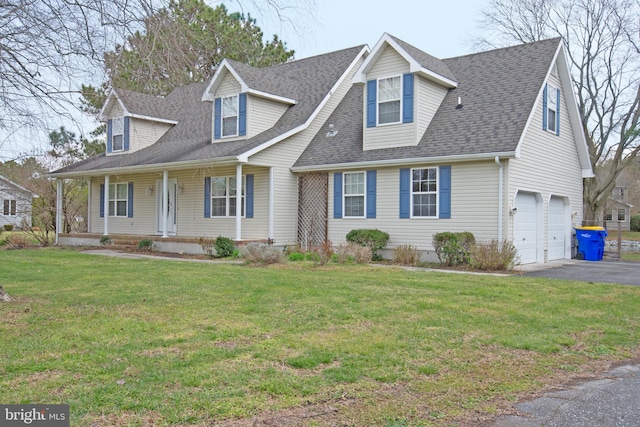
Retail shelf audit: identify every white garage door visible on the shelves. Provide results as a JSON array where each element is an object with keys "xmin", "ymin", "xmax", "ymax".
[
  {"xmin": 514, "ymin": 193, "xmax": 538, "ymax": 264},
  {"xmin": 548, "ymin": 197, "xmax": 566, "ymax": 261}
]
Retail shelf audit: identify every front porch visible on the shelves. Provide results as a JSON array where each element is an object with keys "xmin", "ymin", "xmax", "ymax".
[{"xmin": 59, "ymin": 233, "xmax": 272, "ymax": 255}]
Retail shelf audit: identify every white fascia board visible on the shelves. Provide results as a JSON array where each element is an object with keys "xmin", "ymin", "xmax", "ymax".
[
  {"xmin": 128, "ymin": 113, "xmax": 178, "ymax": 125},
  {"xmin": 245, "ymin": 88, "xmax": 297, "ymax": 105},
  {"xmin": 557, "ymin": 44, "xmax": 593, "ymax": 177},
  {"xmin": 290, "ymin": 151, "xmax": 517, "ymax": 173},
  {"xmin": 414, "ymin": 67, "xmax": 458, "ymax": 89},
  {"xmin": 98, "ymin": 90, "xmax": 129, "ymax": 121},
  {"xmin": 239, "ymin": 45, "xmax": 370, "ymax": 162},
  {"xmin": 353, "ymin": 33, "xmax": 404, "ymax": 83},
  {"xmin": 352, "ymin": 33, "xmax": 457, "ymax": 89},
  {"xmin": 513, "ymin": 42, "xmax": 594, "ymax": 177},
  {"xmin": 48, "ymin": 156, "xmax": 241, "ymax": 179},
  {"xmin": 202, "ymin": 60, "xmax": 247, "ymax": 102}
]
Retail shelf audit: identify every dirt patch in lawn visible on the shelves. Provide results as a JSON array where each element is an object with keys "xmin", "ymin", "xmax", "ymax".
[{"xmin": 216, "ymin": 350, "xmax": 638, "ymax": 427}]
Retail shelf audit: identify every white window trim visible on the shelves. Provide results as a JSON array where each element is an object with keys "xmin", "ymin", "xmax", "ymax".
[
  {"xmin": 410, "ymin": 167, "xmax": 439, "ymax": 219},
  {"xmin": 108, "ymin": 183, "xmax": 128, "ymax": 217},
  {"xmin": 3, "ymin": 199, "xmax": 17, "ymax": 216},
  {"xmin": 343, "ymin": 171, "xmax": 366, "ymax": 219},
  {"xmin": 112, "ymin": 117, "xmax": 125, "ymax": 152},
  {"xmin": 546, "ymin": 85, "xmax": 558, "ymax": 134},
  {"xmin": 221, "ymin": 95, "xmax": 239, "ymax": 138},
  {"xmin": 617, "ymin": 209, "xmax": 626, "ymax": 222},
  {"xmin": 210, "ymin": 175, "xmax": 245, "ymax": 217},
  {"xmin": 377, "ymin": 75, "xmax": 402, "ymax": 126}
]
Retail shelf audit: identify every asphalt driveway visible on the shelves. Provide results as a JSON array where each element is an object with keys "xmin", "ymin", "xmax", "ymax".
[{"xmin": 523, "ymin": 259, "xmax": 640, "ymax": 286}]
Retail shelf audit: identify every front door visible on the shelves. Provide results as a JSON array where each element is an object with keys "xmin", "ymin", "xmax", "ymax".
[{"xmin": 157, "ymin": 179, "xmax": 177, "ymax": 235}]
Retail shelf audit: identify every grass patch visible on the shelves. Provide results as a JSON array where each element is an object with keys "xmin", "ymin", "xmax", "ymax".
[
  {"xmin": 1, "ymin": 248, "xmax": 640, "ymax": 426},
  {"xmin": 607, "ymin": 230, "xmax": 640, "ymax": 241}
]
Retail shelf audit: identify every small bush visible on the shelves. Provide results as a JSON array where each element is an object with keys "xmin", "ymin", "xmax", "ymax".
[
  {"xmin": 6, "ymin": 233, "xmax": 29, "ymax": 249},
  {"xmin": 432, "ymin": 232, "xmax": 475, "ymax": 266},
  {"xmin": 631, "ymin": 214, "xmax": 640, "ymax": 232},
  {"xmin": 240, "ymin": 242, "xmax": 283, "ymax": 265},
  {"xmin": 198, "ymin": 237, "xmax": 217, "ymax": 258},
  {"xmin": 393, "ymin": 244, "xmax": 421, "ymax": 266},
  {"xmin": 310, "ymin": 240, "xmax": 334, "ymax": 266},
  {"xmin": 3, "ymin": 224, "xmax": 14, "ymax": 232},
  {"xmin": 215, "ymin": 236, "xmax": 236, "ymax": 258},
  {"xmin": 138, "ymin": 239, "xmax": 154, "ymax": 252},
  {"xmin": 346, "ymin": 229, "xmax": 389, "ymax": 258},
  {"xmin": 469, "ymin": 240, "xmax": 519, "ymax": 271},
  {"xmin": 334, "ymin": 242, "xmax": 372, "ymax": 264},
  {"xmin": 100, "ymin": 235, "xmax": 112, "ymax": 246},
  {"xmin": 288, "ymin": 252, "xmax": 306, "ymax": 261}
]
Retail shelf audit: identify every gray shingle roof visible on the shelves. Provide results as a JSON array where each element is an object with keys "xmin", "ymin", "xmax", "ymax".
[
  {"xmin": 388, "ymin": 34, "xmax": 457, "ymax": 83},
  {"xmin": 53, "ymin": 45, "xmax": 366, "ymax": 175},
  {"xmin": 116, "ymin": 88, "xmax": 178, "ymax": 121},
  {"xmin": 294, "ymin": 38, "xmax": 561, "ymax": 169}
]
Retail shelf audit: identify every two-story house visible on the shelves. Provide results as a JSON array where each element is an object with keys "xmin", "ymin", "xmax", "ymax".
[{"xmin": 51, "ymin": 33, "xmax": 593, "ymax": 264}]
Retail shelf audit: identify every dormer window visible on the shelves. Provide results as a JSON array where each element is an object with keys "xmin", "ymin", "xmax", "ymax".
[
  {"xmin": 107, "ymin": 116, "xmax": 130, "ymax": 153},
  {"xmin": 366, "ymin": 74, "xmax": 413, "ymax": 128},
  {"xmin": 112, "ymin": 117, "xmax": 124, "ymax": 151},
  {"xmin": 378, "ymin": 76, "xmax": 401, "ymax": 125},
  {"xmin": 222, "ymin": 95, "xmax": 239, "ymax": 137},
  {"xmin": 214, "ymin": 93, "xmax": 247, "ymax": 140}
]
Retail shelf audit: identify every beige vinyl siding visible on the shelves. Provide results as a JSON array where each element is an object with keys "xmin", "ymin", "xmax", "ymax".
[
  {"xmin": 507, "ymin": 70, "xmax": 584, "ymax": 244},
  {"xmin": 89, "ymin": 167, "xmax": 270, "ymax": 239},
  {"xmin": 364, "ymin": 46, "xmax": 417, "ymax": 150},
  {"xmin": 108, "ymin": 101, "xmax": 124, "ymax": 118},
  {"xmin": 216, "ymin": 72, "xmax": 242, "ymax": 97},
  {"xmin": 248, "ymin": 95, "xmax": 289, "ymax": 138},
  {"xmin": 327, "ymin": 162, "xmax": 501, "ymax": 251},
  {"xmin": 416, "ymin": 76, "xmax": 448, "ymax": 139},
  {"xmin": 130, "ymin": 118, "xmax": 172, "ymax": 152},
  {"xmin": 89, "ymin": 174, "xmax": 157, "ymax": 235},
  {"xmin": 250, "ymin": 55, "xmax": 366, "ymax": 245}
]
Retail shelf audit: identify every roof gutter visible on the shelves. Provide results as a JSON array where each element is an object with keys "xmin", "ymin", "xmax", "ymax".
[
  {"xmin": 290, "ymin": 151, "xmax": 516, "ymax": 173},
  {"xmin": 48, "ymin": 155, "xmax": 241, "ymax": 179}
]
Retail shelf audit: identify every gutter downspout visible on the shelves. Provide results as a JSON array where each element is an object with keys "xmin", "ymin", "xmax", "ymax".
[
  {"xmin": 495, "ymin": 156, "xmax": 504, "ymax": 243},
  {"xmin": 268, "ymin": 167, "xmax": 274, "ymax": 241}
]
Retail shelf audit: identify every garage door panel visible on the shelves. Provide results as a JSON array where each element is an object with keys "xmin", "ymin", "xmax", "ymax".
[
  {"xmin": 548, "ymin": 197, "xmax": 566, "ymax": 261},
  {"xmin": 515, "ymin": 193, "xmax": 538, "ymax": 264}
]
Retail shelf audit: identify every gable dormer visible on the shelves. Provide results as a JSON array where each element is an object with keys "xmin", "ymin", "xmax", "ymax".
[
  {"xmin": 202, "ymin": 60, "xmax": 296, "ymax": 143},
  {"xmin": 352, "ymin": 33, "xmax": 458, "ymax": 151},
  {"xmin": 100, "ymin": 89, "xmax": 177, "ymax": 156}
]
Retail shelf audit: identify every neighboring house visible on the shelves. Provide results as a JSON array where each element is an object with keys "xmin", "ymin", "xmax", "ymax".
[
  {"xmin": 603, "ymin": 186, "xmax": 632, "ymax": 231},
  {"xmin": 0, "ymin": 175, "xmax": 34, "ymax": 229},
  {"xmin": 51, "ymin": 33, "xmax": 593, "ymax": 264}
]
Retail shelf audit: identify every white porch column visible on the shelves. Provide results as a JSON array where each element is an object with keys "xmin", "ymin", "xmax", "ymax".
[
  {"xmin": 103, "ymin": 175, "xmax": 110, "ymax": 236},
  {"xmin": 55, "ymin": 179, "xmax": 63, "ymax": 245},
  {"xmin": 162, "ymin": 170, "xmax": 169, "ymax": 238},
  {"xmin": 236, "ymin": 163, "xmax": 242, "ymax": 241},
  {"xmin": 268, "ymin": 167, "xmax": 274, "ymax": 241}
]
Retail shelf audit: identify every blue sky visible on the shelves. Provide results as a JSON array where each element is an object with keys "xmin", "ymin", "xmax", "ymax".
[{"xmin": 256, "ymin": 0, "xmax": 488, "ymax": 60}]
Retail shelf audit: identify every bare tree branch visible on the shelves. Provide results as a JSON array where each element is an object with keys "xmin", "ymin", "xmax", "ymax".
[{"xmin": 478, "ymin": 0, "xmax": 640, "ymax": 221}]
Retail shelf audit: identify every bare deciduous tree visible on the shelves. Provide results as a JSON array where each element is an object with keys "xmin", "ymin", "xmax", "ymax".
[
  {"xmin": 478, "ymin": 0, "xmax": 640, "ymax": 221},
  {"xmin": 1, "ymin": 0, "xmax": 313, "ymax": 154}
]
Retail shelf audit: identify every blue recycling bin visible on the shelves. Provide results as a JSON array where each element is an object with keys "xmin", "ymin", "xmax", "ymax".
[{"xmin": 574, "ymin": 227, "xmax": 607, "ymax": 261}]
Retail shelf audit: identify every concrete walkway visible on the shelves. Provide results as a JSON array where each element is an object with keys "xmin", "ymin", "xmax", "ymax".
[{"xmin": 81, "ymin": 249, "xmax": 243, "ymax": 264}]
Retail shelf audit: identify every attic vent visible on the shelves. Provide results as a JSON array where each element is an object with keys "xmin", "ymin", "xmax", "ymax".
[
  {"xmin": 326, "ymin": 124, "xmax": 338, "ymax": 137},
  {"xmin": 551, "ymin": 63, "xmax": 558, "ymax": 77}
]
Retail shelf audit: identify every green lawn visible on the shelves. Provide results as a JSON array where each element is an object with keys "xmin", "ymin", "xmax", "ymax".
[{"xmin": 1, "ymin": 249, "xmax": 640, "ymax": 426}]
